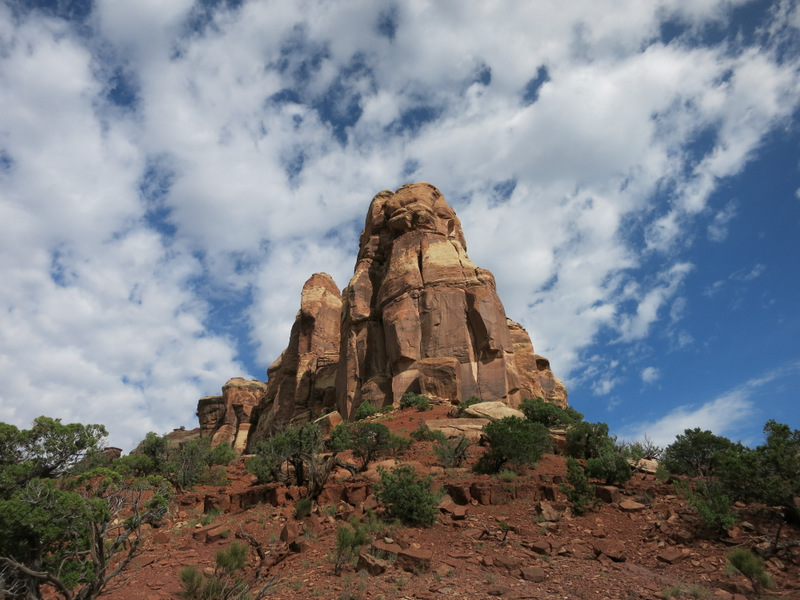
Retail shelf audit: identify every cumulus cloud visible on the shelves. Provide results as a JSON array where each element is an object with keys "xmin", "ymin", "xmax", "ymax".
[
  {"xmin": 1, "ymin": 0, "xmax": 799, "ymax": 449},
  {"xmin": 641, "ymin": 367, "xmax": 661, "ymax": 384}
]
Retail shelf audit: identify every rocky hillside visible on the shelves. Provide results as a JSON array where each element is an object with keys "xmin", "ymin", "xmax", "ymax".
[{"xmin": 116, "ymin": 402, "xmax": 800, "ymax": 600}]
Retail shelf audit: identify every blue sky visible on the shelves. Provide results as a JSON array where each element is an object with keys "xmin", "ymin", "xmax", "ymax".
[{"xmin": 1, "ymin": 0, "xmax": 799, "ymax": 451}]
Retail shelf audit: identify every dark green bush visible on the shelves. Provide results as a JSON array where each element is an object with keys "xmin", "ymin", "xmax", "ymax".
[
  {"xmin": 662, "ymin": 428, "xmax": 737, "ymax": 478},
  {"xmin": 585, "ymin": 443, "xmax": 632, "ymax": 485},
  {"xmin": 349, "ymin": 422, "xmax": 392, "ymax": 471},
  {"xmin": 717, "ymin": 420, "xmax": 800, "ymax": 516},
  {"xmin": 389, "ymin": 434, "xmax": 413, "ymax": 456},
  {"xmin": 400, "ymin": 392, "xmax": 431, "ymax": 411},
  {"xmin": 245, "ymin": 422, "xmax": 323, "ymax": 486},
  {"xmin": 332, "ymin": 517, "xmax": 369, "ymax": 575},
  {"xmin": 374, "ymin": 465, "xmax": 439, "ymax": 526},
  {"xmin": 560, "ymin": 457, "xmax": 600, "ymax": 515},
  {"xmin": 565, "ymin": 421, "xmax": 612, "ymax": 459},
  {"xmin": 208, "ymin": 442, "xmax": 237, "ymax": 466},
  {"xmin": 180, "ymin": 542, "xmax": 252, "ymax": 599},
  {"xmin": 294, "ymin": 497, "xmax": 313, "ymax": 519},
  {"xmin": 475, "ymin": 417, "xmax": 551, "ymax": 474},
  {"xmin": 521, "ymin": 397, "xmax": 578, "ymax": 428},
  {"xmin": 354, "ymin": 400, "xmax": 379, "ymax": 421}
]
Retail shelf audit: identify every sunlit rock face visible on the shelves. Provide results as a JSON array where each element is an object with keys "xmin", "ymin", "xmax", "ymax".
[
  {"xmin": 207, "ymin": 183, "xmax": 567, "ymax": 450},
  {"xmin": 247, "ymin": 273, "xmax": 343, "ymax": 446},
  {"xmin": 335, "ymin": 182, "xmax": 567, "ymax": 418}
]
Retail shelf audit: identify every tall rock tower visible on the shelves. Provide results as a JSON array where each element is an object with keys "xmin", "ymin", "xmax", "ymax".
[{"xmin": 335, "ymin": 182, "xmax": 565, "ymax": 419}]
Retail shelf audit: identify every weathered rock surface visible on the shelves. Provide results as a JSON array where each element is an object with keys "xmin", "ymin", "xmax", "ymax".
[
  {"xmin": 198, "ymin": 183, "xmax": 566, "ymax": 450},
  {"xmin": 248, "ymin": 273, "xmax": 342, "ymax": 445},
  {"xmin": 197, "ymin": 377, "xmax": 267, "ymax": 453},
  {"xmin": 335, "ymin": 182, "xmax": 566, "ymax": 418},
  {"xmin": 463, "ymin": 401, "xmax": 525, "ymax": 421}
]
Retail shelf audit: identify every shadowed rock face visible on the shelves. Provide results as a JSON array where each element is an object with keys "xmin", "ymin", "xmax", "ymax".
[
  {"xmin": 335, "ymin": 182, "xmax": 566, "ymax": 418},
  {"xmin": 200, "ymin": 183, "xmax": 566, "ymax": 450}
]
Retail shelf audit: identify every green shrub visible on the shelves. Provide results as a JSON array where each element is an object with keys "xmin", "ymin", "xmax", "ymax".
[
  {"xmin": 245, "ymin": 422, "xmax": 334, "ymax": 498},
  {"xmin": 475, "ymin": 417, "xmax": 551, "ymax": 474},
  {"xmin": 354, "ymin": 400, "xmax": 378, "ymax": 421},
  {"xmin": 497, "ymin": 468, "xmax": 517, "ymax": 483},
  {"xmin": 400, "ymin": 392, "xmax": 431, "ymax": 411},
  {"xmin": 662, "ymin": 428, "xmax": 737, "ymax": 478},
  {"xmin": 727, "ymin": 548, "xmax": 773, "ymax": 590},
  {"xmin": 677, "ymin": 480, "xmax": 737, "ymax": 533},
  {"xmin": 208, "ymin": 442, "xmax": 237, "ymax": 466},
  {"xmin": 180, "ymin": 542, "xmax": 252, "ymax": 599},
  {"xmin": 389, "ymin": 434, "xmax": 413, "ymax": 456},
  {"xmin": 295, "ymin": 497, "xmax": 313, "ymax": 519},
  {"xmin": 560, "ymin": 457, "xmax": 600, "ymax": 515},
  {"xmin": 410, "ymin": 421, "xmax": 446, "ymax": 443},
  {"xmin": 327, "ymin": 423, "xmax": 353, "ymax": 453},
  {"xmin": 198, "ymin": 465, "xmax": 229, "ymax": 487},
  {"xmin": 374, "ymin": 465, "xmax": 439, "ymax": 526},
  {"xmin": 332, "ymin": 518, "xmax": 369, "ymax": 575},
  {"xmin": 433, "ymin": 435, "xmax": 472, "ymax": 468},
  {"xmin": 717, "ymin": 420, "xmax": 800, "ymax": 515},
  {"xmin": 349, "ymin": 422, "xmax": 392, "ymax": 471},
  {"xmin": 565, "ymin": 421, "xmax": 611, "ymax": 459},
  {"xmin": 520, "ymin": 397, "xmax": 578, "ymax": 428},
  {"xmin": 585, "ymin": 443, "xmax": 632, "ymax": 485},
  {"xmin": 618, "ymin": 435, "xmax": 663, "ymax": 462}
]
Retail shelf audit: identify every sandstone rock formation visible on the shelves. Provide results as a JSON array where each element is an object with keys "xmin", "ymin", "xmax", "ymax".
[
  {"xmin": 248, "ymin": 273, "xmax": 342, "ymax": 443},
  {"xmin": 335, "ymin": 182, "xmax": 565, "ymax": 418},
  {"xmin": 199, "ymin": 183, "xmax": 567, "ymax": 450},
  {"xmin": 197, "ymin": 377, "xmax": 267, "ymax": 453}
]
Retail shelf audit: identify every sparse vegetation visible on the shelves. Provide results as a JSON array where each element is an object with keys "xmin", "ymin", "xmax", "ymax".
[
  {"xmin": 727, "ymin": 548, "xmax": 773, "ymax": 591},
  {"xmin": 331, "ymin": 518, "xmax": 369, "ymax": 576},
  {"xmin": 433, "ymin": 435, "xmax": 471, "ymax": 468},
  {"xmin": 560, "ymin": 457, "xmax": 600, "ymax": 515},
  {"xmin": 454, "ymin": 395, "xmax": 483, "ymax": 416},
  {"xmin": 180, "ymin": 542, "xmax": 270, "ymax": 599},
  {"xmin": 585, "ymin": 443, "xmax": 632, "ymax": 486}
]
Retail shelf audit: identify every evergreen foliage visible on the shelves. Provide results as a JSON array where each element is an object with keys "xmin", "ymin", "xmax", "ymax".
[
  {"xmin": 374, "ymin": 465, "xmax": 439, "ymax": 526},
  {"xmin": 475, "ymin": 417, "xmax": 551, "ymax": 474},
  {"xmin": 560, "ymin": 457, "xmax": 600, "ymax": 515},
  {"xmin": 0, "ymin": 417, "xmax": 172, "ymax": 600}
]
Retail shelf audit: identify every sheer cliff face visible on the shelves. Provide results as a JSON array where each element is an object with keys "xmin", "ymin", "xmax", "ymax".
[{"xmin": 335, "ymin": 182, "xmax": 566, "ymax": 419}]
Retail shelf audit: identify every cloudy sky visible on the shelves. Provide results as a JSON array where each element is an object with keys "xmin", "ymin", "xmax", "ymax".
[{"xmin": 1, "ymin": 0, "xmax": 799, "ymax": 451}]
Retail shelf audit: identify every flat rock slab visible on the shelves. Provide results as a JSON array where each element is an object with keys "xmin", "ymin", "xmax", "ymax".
[{"xmin": 463, "ymin": 401, "xmax": 524, "ymax": 421}]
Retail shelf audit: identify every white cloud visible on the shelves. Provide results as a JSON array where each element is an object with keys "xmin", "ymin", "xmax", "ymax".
[
  {"xmin": 1, "ymin": 0, "xmax": 799, "ymax": 449},
  {"xmin": 641, "ymin": 367, "xmax": 661, "ymax": 384},
  {"xmin": 708, "ymin": 201, "xmax": 738, "ymax": 241}
]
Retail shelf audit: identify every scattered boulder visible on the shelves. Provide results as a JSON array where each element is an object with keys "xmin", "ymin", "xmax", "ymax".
[
  {"xmin": 463, "ymin": 401, "xmax": 524, "ymax": 421},
  {"xmin": 396, "ymin": 547, "xmax": 433, "ymax": 572}
]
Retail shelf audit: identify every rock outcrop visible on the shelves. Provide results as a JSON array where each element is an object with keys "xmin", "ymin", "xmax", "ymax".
[
  {"xmin": 197, "ymin": 377, "xmax": 267, "ymax": 453},
  {"xmin": 198, "ymin": 183, "xmax": 566, "ymax": 450},
  {"xmin": 247, "ymin": 273, "xmax": 342, "ymax": 443},
  {"xmin": 335, "ymin": 182, "xmax": 565, "ymax": 418}
]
